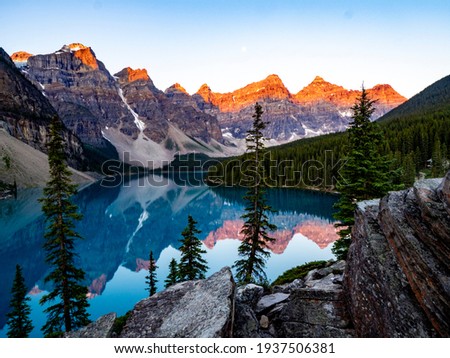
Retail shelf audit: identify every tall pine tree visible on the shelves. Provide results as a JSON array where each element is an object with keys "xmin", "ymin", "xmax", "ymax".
[
  {"xmin": 234, "ymin": 103, "xmax": 277, "ymax": 284},
  {"xmin": 145, "ymin": 251, "xmax": 158, "ymax": 296},
  {"xmin": 39, "ymin": 116, "xmax": 90, "ymax": 336},
  {"xmin": 178, "ymin": 215, "xmax": 208, "ymax": 281},
  {"xmin": 6, "ymin": 264, "xmax": 33, "ymax": 338},
  {"xmin": 333, "ymin": 87, "xmax": 396, "ymax": 259},
  {"xmin": 165, "ymin": 258, "xmax": 179, "ymax": 288}
]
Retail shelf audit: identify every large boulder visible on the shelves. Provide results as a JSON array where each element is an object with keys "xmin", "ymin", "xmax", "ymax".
[
  {"xmin": 272, "ymin": 274, "xmax": 354, "ymax": 338},
  {"xmin": 233, "ymin": 302, "xmax": 261, "ymax": 338},
  {"xmin": 120, "ymin": 267, "xmax": 235, "ymax": 338},
  {"xmin": 273, "ymin": 279, "xmax": 305, "ymax": 293},
  {"xmin": 235, "ymin": 283, "xmax": 264, "ymax": 308},
  {"xmin": 255, "ymin": 293, "xmax": 290, "ymax": 314}
]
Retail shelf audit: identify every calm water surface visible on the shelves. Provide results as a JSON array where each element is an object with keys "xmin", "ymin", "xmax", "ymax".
[{"xmin": 0, "ymin": 174, "xmax": 339, "ymax": 337}]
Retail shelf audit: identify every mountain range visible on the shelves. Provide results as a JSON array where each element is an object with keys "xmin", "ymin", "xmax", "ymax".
[
  {"xmin": 2, "ymin": 43, "xmax": 406, "ymax": 170},
  {"xmin": 208, "ymin": 72, "xmax": 450, "ymax": 189}
]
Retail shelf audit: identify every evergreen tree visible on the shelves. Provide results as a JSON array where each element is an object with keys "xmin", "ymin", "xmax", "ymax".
[
  {"xmin": 401, "ymin": 153, "xmax": 416, "ymax": 187},
  {"xmin": 145, "ymin": 251, "xmax": 158, "ymax": 296},
  {"xmin": 39, "ymin": 116, "xmax": 90, "ymax": 336},
  {"xmin": 333, "ymin": 87, "xmax": 397, "ymax": 260},
  {"xmin": 234, "ymin": 103, "xmax": 277, "ymax": 284},
  {"xmin": 178, "ymin": 215, "xmax": 208, "ymax": 281},
  {"xmin": 6, "ymin": 265, "xmax": 33, "ymax": 338},
  {"xmin": 431, "ymin": 138, "xmax": 444, "ymax": 177},
  {"xmin": 165, "ymin": 258, "xmax": 179, "ymax": 288}
]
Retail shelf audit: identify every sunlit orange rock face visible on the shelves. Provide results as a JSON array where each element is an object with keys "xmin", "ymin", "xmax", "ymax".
[
  {"xmin": 11, "ymin": 51, "xmax": 33, "ymax": 62},
  {"xmin": 294, "ymin": 76, "xmax": 358, "ymax": 106},
  {"xmin": 204, "ymin": 219, "xmax": 339, "ymax": 252},
  {"xmin": 196, "ymin": 74, "xmax": 405, "ymax": 120},
  {"xmin": 88, "ymin": 274, "xmax": 107, "ymax": 298},
  {"xmin": 197, "ymin": 84, "xmax": 215, "ymax": 103},
  {"xmin": 196, "ymin": 74, "xmax": 291, "ymax": 112},
  {"xmin": 171, "ymin": 83, "xmax": 188, "ymax": 94},
  {"xmin": 68, "ymin": 43, "xmax": 89, "ymax": 51},
  {"xmin": 367, "ymin": 84, "xmax": 407, "ymax": 107},
  {"xmin": 114, "ymin": 67, "xmax": 151, "ymax": 87},
  {"xmin": 71, "ymin": 46, "xmax": 99, "ymax": 69},
  {"xmin": 119, "ymin": 67, "xmax": 150, "ymax": 83},
  {"xmin": 294, "ymin": 76, "xmax": 406, "ymax": 108},
  {"xmin": 294, "ymin": 220, "xmax": 340, "ymax": 249}
]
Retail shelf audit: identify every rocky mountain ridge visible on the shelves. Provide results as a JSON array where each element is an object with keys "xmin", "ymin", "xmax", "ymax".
[
  {"xmin": 0, "ymin": 47, "xmax": 85, "ymax": 171},
  {"xmin": 10, "ymin": 43, "xmax": 406, "ymax": 167},
  {"xmin": 193, "ymin": 74, "xmax": 406, "ymax": 142},
  {"xmin": 11, "ymin": 44, "xmax": 227, "ymax": 168}
]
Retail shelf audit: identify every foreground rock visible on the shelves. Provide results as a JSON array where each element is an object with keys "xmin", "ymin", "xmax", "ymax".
[
  {"xmin": 274, "ymin": 260, "xmax": 353, "ymax": 338},
  {"xmin": 66, "ymin": 313, "xmax": 116, "ymax": 338},
  {"xmin": 234, "ymin": 260, "xmax": 354, "ymax": 338},
  {"xmin": 347, "ymin": 173, "xmax": 450, "ymax": 337},
  {"xmin": 120, "ymin": 267, "xmax": 235, "ymax": 338},
  {"xmin": 272, "ymin": 261, "xmax": 353, "ymax": 338}
]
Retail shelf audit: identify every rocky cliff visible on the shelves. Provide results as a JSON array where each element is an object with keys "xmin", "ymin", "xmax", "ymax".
[
  {"xmin": 346, "ymin": 172, "xmax": 450, "ymax": 337},
  {"xmin": 294, "ymin": 76, "xmax": 406, "ymax": 117},
  {"xmin": 24, "ymin": 44, "xmax": 138, "ymax": 149},
  {"xmin": 194, "ymin": 75, "xmax": 406, "ymax": 143},
  {"xmin": 13, "ymin": 44, "xmax": 226, "ymax": 168},
  {"xmin": 0, "ymin": 48, "xmax": 85, "ymax": 170},
  {"xmin": 115, "ymin": 67, "xmax": 223, "ymax": 145},
  {"xmin": 10, "ymin": 43, "xmax": 406, "ymax": 163}
]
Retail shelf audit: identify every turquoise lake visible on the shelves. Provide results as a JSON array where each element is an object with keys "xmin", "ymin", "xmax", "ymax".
[{"xmin": 0, "ymin": 173, "xmax": 339, "ymax": 337}]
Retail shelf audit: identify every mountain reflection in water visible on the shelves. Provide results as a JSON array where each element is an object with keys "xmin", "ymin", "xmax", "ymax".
[{"xmin": 0, "ymin": 174, "xmax": 339, "ymax": 337}]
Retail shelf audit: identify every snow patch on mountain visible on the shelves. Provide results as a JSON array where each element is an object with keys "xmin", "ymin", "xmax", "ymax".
[
  {"xmin": 118, "ymin": 88, "xmax": 146, "ymax": 131},
  {"xmin": 301, "ymin": 123, "xmax": 326, "ymax": 137},
  {"xmin": 339, "ymin": 109, "xmax": 353, "ymax": 117}
]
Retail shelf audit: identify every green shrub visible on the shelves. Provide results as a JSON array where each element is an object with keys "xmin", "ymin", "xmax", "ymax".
[
  {"xmin": 271, "ymin": 260, "xmax": 329, "ymax": 286},
  {"xmin": 111, "ymin": 311, "xmax": 131, "ymax": 336},
  {"xmin": 44, "ymin": 331, "xmax": 64, "ymax": 338},
  {"xmin": 2, "ymin": 154, "xmax": 11, "ymax": 169}
]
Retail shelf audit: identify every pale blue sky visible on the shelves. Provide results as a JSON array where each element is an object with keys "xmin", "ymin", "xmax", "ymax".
[{"xmin": 1, "ymin": 0, "xmax": 449, "ymax": 98}]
